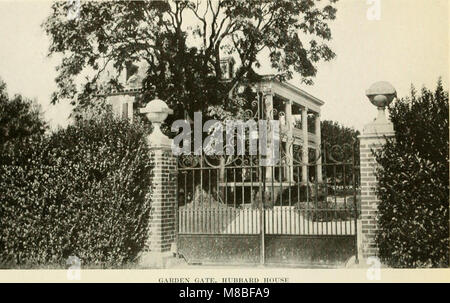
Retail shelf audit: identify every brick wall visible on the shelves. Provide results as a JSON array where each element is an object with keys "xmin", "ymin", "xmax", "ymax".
[{"xmin": 147, "ymin": 147, "xmax": 177, "ymax": 253}]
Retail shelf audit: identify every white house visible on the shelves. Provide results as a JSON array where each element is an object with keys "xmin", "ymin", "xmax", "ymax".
[{"xmin": 101, "ymin": 59, "xmax": 324, "ymax": 183}]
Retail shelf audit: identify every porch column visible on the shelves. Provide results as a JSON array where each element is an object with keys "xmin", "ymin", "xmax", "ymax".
[
  {"xmin": 128, "ymin": 96, "xmax": 134, "ymax": 122},
  {"xmin": 265, "ymin": 91, "xmax": 274, "ymax": 180},
  {"xmin": 301, "ymin": 106, "xmax": 309, "ymax": 183},
  {"xmin": 315, "ymin": 112, "xmax": 323, "ymax": 183},
  {"xmin": 124, "ymin": 95, "xmax": 134, "ymax": 122},
  {"xmin": 285, "ymin": 100, "xmax": 294, "ymax": 181}
]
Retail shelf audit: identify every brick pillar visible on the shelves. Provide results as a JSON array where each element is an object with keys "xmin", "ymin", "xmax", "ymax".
[
  {"xmin": 138, "ymin": 97, "xmax": 177, "ymax": 268},
  {"xmin": 357, "ymin": 81, "xmax": 396, "ymax": 260},
  {"xmin": 147, "ymin": 147, "xmax": 177, "ymax": 253},
  {"xmin": 358, "ymin": 134, "xmax": 392, "ymax": 258}
]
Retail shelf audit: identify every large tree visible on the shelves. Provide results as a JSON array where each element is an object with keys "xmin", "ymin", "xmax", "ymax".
[
  {"xmin": 44, "ymin": 0, "xmax": 338, "ymax": 121},
  {"xmin": 0, "ymin": 78, "xmax": 47, "ymax": 164},
  {"xmin": 321, "ymin": 120, "xmax": 359, "ymax": 151},
  {"xmin": 320, "ymin": 120, "xmax": 360, "ymax": 184}
]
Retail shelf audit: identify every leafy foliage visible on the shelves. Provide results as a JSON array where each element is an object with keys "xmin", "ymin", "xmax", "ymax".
[
  {"xmin": 321, "ymin": 120, "xmax": 360, "ymax": 159},
  {"xmin": 0, "ymin": 115, "xmax": 153, "ymax": 267},
  {"xmin": 0, "ymin": 77, "xmax": 47, "ymax": 165},
  {"xmin": 43, "ymin": 0, "xmax": 338, "ymax": 121},
  {"xmin": 320, "ymin": 120, "xmax": 360, "ymax": 186},
  {"xmin": 375, "ymin": 80, "xmax": 449, "ymax": 268}
]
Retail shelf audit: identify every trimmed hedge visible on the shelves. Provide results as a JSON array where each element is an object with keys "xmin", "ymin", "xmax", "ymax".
[
  {"xmin": 375, "ymin": 81, "xmax": 449, "ymax": 268},
  {"xmin": 0, "ymin": 115, "xmax": 153, "ymax": 268}
]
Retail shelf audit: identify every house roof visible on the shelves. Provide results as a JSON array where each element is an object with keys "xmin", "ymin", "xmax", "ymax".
[{"xmin": 259, "ymin": 74, "xmax": 325, "ymax": 107}]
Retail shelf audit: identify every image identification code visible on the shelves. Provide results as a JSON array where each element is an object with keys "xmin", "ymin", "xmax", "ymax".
[{"xmin": 179, "ymin": 287, "xmax": 270, "ymax": 300}]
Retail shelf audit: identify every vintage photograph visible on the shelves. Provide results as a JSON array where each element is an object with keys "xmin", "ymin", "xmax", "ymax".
[{"xmin": 0, "ymin": 0, "xmax": 448, "ymax": 280}]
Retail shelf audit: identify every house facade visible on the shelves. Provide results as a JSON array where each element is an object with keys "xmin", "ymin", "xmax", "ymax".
[
  {"xmin": 254, "ymin": 76, "xmax": 323, "ymax": 184},
  {"xmin": 103, "ymin": 61, "xmax": 324, "ymax": 184}
]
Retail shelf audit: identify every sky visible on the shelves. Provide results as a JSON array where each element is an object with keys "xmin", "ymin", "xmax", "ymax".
[{"xmin": 0, "ymin": 0, "xmax": 448, "ymax": 131}]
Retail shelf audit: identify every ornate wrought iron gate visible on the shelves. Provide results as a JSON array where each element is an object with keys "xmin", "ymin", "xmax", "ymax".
[{"xmin": 176, "ymin": 92, "xmax": 360, "ymax": 266}]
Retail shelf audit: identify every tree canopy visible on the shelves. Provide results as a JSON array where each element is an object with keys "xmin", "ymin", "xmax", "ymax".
[
  {"xmin": 0, "ymin": 77, "xmax": 47, "ymax": 165},
  {"xmin": 44, "ymin": 0, "xmax": 338, "ymax": 121},
  {"xmin": 320, "ymin": 119, "xmax": 359, "ymax": 164},
  {"xmin": 321, "ymin": 120, "xmax": 359, "ymax": 148}
]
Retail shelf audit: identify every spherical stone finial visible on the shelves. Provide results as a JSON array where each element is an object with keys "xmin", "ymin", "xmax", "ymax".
[
  {"xmin": 363, "ymin": 81, "xmax": 396, "ymax": 135},
  {"xmin": 140, "ymin": 97, "xmax": 173, "ymax": 148},
  {"xmin": 365, "ymin": 81, "xmax": 397, "ymax": 109},
  {"xmin": 140, "ymin": 97, "xmax": 174, "ymax": 123}
]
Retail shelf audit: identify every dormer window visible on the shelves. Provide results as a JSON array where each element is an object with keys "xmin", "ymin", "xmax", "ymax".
[
  {"xmin": 220, "ymin": 57, "xmax": 235, "ymax": 80},
  {"xmin": 125, "ymin": 61, "xmax": 139, "ymax": 81}
]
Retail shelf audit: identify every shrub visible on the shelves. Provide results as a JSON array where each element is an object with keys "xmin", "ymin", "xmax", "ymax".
[
  {"xmin": 0, "ymin": 115, "xmax": 152, "ymax": 268},
  {"xmin": 375, "ymin": 80, "xmax": 449, "ymax": 268},
  {"xmin": 296, "ymin": 197, "xmax": 360, "ymax": 222}
]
